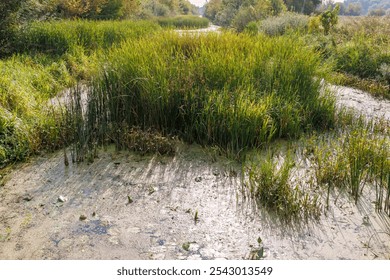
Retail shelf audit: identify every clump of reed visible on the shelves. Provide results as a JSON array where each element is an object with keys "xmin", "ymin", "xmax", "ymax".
[
  {"xmin": 310, "ymin": 120, "xmax": 390, "ymax": 214},
  {"xmin": 14, "ymin": 20, "xmax": 160, "ymax": 55},
  {"xmin": 68, "ymin": 31, "xmax": 335, "ymax": 161},
  {"xmin": 244, "ymin": 151, "xmax": 320, "ymax": 221},
  {"xmin": 156, "ymin": 15, "xmax": 209, "ymax": 29}
]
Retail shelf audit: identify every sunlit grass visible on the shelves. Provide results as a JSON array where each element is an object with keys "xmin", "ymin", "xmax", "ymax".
[
  {"xmin": 69, "ymin": 31, "xmax": 335, "ymax": 161},
  {"xmin": 156, "ymin": 15, "xmax": 209, "ymax": 29}
]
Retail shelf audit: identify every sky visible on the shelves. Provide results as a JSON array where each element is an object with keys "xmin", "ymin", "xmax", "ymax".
[
  {"xmin": 188, "ymin": 0, "xmax": 207, "ymax": 7},
  {"xmin": 188, "ymin": 1, "xmax": 345, "ymax": 7}
]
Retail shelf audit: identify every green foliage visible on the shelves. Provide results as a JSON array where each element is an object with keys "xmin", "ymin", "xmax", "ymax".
[
  {"xmin": 301, "ymin": 16, "xmax": 390, "ymax": 98},
  {"xmin": 308, "ymin": 15, "xmax": 321, "ymax": 33},
  {"xmin": 258, "ymin": 12, "xmax": 309, "ymax": 36},
  {"xmin": 245, "ymin": 150, "xmax": 320, "ymax": 221},
  {"xmin": 343, "ymin": 0, "xmax": 390, "ymax": 16},
  {"xmin": 368, "ymin": 8, "xmax": 386, "ymax": 16},
  {"xmin": 67, "ymin": 31, "xmax": 335, "ymax": 160},
  {"xmin": 283, "ymin": 0, "xmax": 321, "ymax": 14},
  {"xmin": 15, "ymin": 20, "xmax": 160, "ymax": 55},
  {"xmin": 332, "ymin": 34, "xmax": 390, "ymax": 83},
  {"xmin": 0, "ymin": 0, "xmax": 23, "ymax": 56},
  {"xmin": 0, "ymin": 19, "xmax": 161, "ymax": 165},
  {"xmin": 204, "ymin": 0, "xmax": 222, "ymax": 22},
  {"xmin": 204, "ymin": 0, "xmax": 286, "ymax": 30},
  {"xmin": 319, "ymin": 4, "xmax": 340, "ymax": 35},
  {"xmin": 0, "ymin": 54, "xmax": 76, "ymax": 165},
  {"xmin": 140, "ymin": 0, "xmax": 198, "ymax": 18},
  {"xmin": 343, "ymin": 3, "xmax": 362, "ymax": 16},
  {"xmin": 311, "ymin": 123, "xmax": 390, "ymax": 214},
  {"xmin": 244, "ymin": 21, "xmax": 259, "ymax": 36},
  {"xmin": 156, "ymin": 15, "xmax": 209, "ymax": 29}
]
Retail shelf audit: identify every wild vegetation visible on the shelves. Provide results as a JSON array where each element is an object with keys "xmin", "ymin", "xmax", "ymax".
[
  {"xmin": 67, "ymin": 32, "xmax": 334, "ymax": 161},
  {"xmin": 0, "ymin": 20, "xmax": 160, "ymax": 166},
  {"xmin": 251, "ymin": 10, "xmax": 390, "ymax": 99},
  {"xmin": 155, "ymin": 15, "xmax": 209, "ymax": 28},
  {"xmin": 0, "ymin": 1, "xmax": 389, "ymax": 222}
]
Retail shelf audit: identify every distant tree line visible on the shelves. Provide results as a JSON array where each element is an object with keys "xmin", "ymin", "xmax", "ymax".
[
  {"xmin": 1, "ymin": 0, "xmax": 199, "ymax": 23},
  {"xmin": 204, "ymin": 0, "xmax": 322, "ymax": 29},
  {"xmin": 321, "ymin": 0, "xmax": 390, "ymax": 16}
]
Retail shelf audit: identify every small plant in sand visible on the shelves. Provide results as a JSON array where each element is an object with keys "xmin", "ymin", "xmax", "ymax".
[
  {"xmin": 245, "ymin": 150, "xmax": 320, "ymax": 221},
  {"xmin": 194, "ymin": 210, "xmax": 199, "ymax": 223},
  {"xmin": 310, "ymin": 120, "xmax": 390, "ymax": 215}
]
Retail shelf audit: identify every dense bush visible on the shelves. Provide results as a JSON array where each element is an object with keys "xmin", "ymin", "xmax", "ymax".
[{"xmin": 258, "ymin": 12, "xmax": 309, "ymax": 36}]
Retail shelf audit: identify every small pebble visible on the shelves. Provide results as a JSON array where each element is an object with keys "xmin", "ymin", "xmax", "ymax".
[{"xmin": 58, "ymin": 196, "xmax": 67, "ymax": 203}]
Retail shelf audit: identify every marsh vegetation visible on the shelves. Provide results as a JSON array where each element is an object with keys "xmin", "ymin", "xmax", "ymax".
[{"xmin": 0, "ymin": 0, "xmax": 389, "ymax": 256}]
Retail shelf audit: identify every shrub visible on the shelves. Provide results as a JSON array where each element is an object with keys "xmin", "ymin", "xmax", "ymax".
[
  {"xmin": 319, "ymin": 4, "xmax": 340, "ymax": 35},
  {"xmin": 259, "ymin": 12, "xmax": 309, "ymax": 36},
  {"xmin": 334, "ymin": 38, "xmax": 380, "ymax": 79},
  {"xmin": 244, "ymin": 21, "xmax": 259, "ymax": 36},
  {"xmin": 308, "ymin": 16, "xmax": 321, "ymax": 33}
]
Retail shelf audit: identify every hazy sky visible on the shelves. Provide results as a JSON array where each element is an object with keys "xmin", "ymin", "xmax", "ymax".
[
  {"xmin": 188, "ymin": 0, "xmax": 207, "ymax": 7},
  {"xmin": 188, "ymin": 1, "xmax": 344, "ymax": 7}
]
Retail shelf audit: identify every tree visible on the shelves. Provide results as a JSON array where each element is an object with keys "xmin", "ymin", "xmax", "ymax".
[
  {"xmin": 368, "ymin": 8, "xmax": 386, "ymax": 16},
  {"xmin": 344, "ymin": 2, "xmax": 362, "ymax": 16},
  {"xmin": 204, "ymin": 0, "xmax": 222, "ymax": 21},
  {"xmin": 121, "ymin": 0, "xmax": 141, "ymax": 18},
  {"xmin": 283, "ymin": 0, "xmax": 321, "ymax": 14},
  {"xmin": 205, "ymin": 0, "xmax": 286, "ymax": 28},
  {"xmin": 320, "ymin": 4, "xmax": 339, "ymax": 35},
  {"xmin": 271, "ymin": 0, "xmax": 286, "ymax": 15}
]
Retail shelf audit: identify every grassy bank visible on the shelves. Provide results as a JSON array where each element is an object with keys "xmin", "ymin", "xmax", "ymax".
[
  {"xmin": 0, "ymin": 20, "xmax": 161, "ymax": 166},
  {"xmin": 15, "ymin": 20, "xmax": 161, "ymax": 56},
  {"xmin": 255, "ymin": 14, "xmax": 390, "ymax": 99}
]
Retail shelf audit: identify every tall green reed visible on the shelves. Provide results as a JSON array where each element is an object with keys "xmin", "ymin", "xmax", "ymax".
[
  {"xmin": 69, "ymin": 31, "xmax": 335, "ymax": 160},
  {"xmin": 15, "ymin": 20, "xmax": 161, "ymax": 55}
]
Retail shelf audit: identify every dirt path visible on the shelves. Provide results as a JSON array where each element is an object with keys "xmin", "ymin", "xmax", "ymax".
[{"xmin": 331, "ymin": 84, "xmax": 390, "ymax": 121}]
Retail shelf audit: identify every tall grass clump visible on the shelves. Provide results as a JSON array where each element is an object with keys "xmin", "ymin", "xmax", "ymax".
[
  {"xmin": 68, "ymin": 31, "xmax": 335, "ymax": 160},
  {"xmin": 156, "ymin": 15, "xmax": 209, "ymax": 29},
  {"xmin": 245, "ymin": 151, "xmax": 320, "ymax": 221},
  {"xmin": 14, "ymin": 20, "xmax": 161, "ymax": 55},
  {"xmin": 311, "ymin": 122, "xmax": 390, "ymax": 215},
  {"xmin": 0, "ymin": 53, "xmax": 77, "ymax": 166}
]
